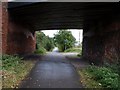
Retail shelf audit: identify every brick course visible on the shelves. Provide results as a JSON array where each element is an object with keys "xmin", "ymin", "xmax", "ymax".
[
  {"xmin": 0, "ymin": 2, "xmax": 2, "ymax": 54},
  {"xmin": 83, "ymin": 19, "xmax": 120, "ymax": 64},
  {"xmin": 1, "ymin": 2, "xmax": 36, "ymax": 55},
  {"xmin": 7, "ymin": 17, "xmax": 36, "ymax": 54},
  {"xmin": 1, "ymin": 2, "xmax": 8, "ymax": 54}
]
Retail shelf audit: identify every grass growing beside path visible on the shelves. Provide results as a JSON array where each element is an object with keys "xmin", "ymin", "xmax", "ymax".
[
  {"xmin": 79, "ymin": 69, "xmax": 102, "ymax": 88},
  {"xmin": 78, "ymin": 65, "xmax": 119, "ymax": 89},
  {"xmin": 2, "ymin": 55, "xmax": 36, "ymax": 88},
  {"xmin": 67, "ymin": 54, "xmax": 119, "ymax": 89},
  {"xmin": 34, "ymin": 47, "xmax": 47, "ymax": 55},
  {"xmin": 64, "ymin": 48, "xmax": 82, "ymax": 53}
]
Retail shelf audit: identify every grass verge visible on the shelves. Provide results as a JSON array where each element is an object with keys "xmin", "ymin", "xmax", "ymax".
[
  {"xmin": 64, "ymin": 48, "xmax": 82, "ymax": 53},
  {"xmin": 2, "ymin": 55, "xmax": 36, "ymax": 88},
  {"xmin": 78, "ymin": 65, "xmax": 119, "ymax": 89},
  {"xmin": 78, "ymin": 69, "xmax": 102, "ymax": 88},
  {"xmin": 34, "ymin": 47, "xmax": 46, "ymax": 55}
]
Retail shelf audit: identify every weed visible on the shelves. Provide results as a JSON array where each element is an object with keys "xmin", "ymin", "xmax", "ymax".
[
  {"xmin": 2, "ymin": 55, "xmax": 36, "ymax": 88},
  {"xmin": 34, "ymin": 47, "xmax": 46, "ymax": 54},
  {"xmin": 85, "ymin": 65, "xmax": 119, "ymax": 88},
  {"xmin": 64, "ymin": 48, "xmax": 82, "ymax": 53}
]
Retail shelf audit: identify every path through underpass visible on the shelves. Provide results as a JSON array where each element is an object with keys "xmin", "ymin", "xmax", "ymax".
[{"xmin": 20, "ymin": 52, "xmax": 83, "ymax": 88}]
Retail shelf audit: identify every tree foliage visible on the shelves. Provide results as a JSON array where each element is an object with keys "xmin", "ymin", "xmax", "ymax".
[
  {"xmin": 44, "ymin": 36, "xmax": 54, "ymax": 51},
  {"xmin": 36, "ymin": 31, "xmax": 46, "ymax": 48},
  {"xmin": 36, "ymin": 31, "xmax": 54, "ymax": 52},
  {"xmin": 54, "ymin": 30, "xmax": 76, "ymax": 52}
]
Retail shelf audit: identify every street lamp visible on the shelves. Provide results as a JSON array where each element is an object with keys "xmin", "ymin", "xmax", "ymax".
[{"xmin": 64, "ymin": 39, "xmax": 67, "ymax": 50}]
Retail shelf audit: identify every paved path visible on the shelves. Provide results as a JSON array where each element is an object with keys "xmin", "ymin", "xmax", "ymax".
[{"xmin": 20, "ymin": 52, "xmax": 83, "ymax": 88}]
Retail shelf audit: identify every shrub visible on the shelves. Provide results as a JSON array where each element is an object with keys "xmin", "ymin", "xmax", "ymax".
[
  {"xmin": 2, "ymin": 54, "xmax": 36, "ymax": 88},
  {"xmin": 86, "ymin": 65, "xmax": 119, "ymax": 88},
  {"xmin": 44, "ymin": 38, "xmax": 54, "ymax": 51},
  {"xmin": 104, "ymin": 62, "xmax": 120, "ymax": 74},
  {"xmin": 34, "ymin": 47, "xmax": 46, "ymax": 54},
  {"xmin": 2, "ymin": 55, "xmax": 23, "ymax": 70},
  {"xmin": 54, "ymin": 30, "xmax": 76, "ymax": 52},
  {"xmin": 77, "ymin": 53, "xmax": 82, "ymax": 57},
  {"xmin": 64, "ymin": 48, "xmax": 82, "ymax": 53},
  {"xmin": 36, "ymin": 31, "xmax": 55, "ymax": 51}
]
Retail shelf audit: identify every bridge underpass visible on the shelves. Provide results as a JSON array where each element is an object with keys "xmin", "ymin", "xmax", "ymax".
[{"xmin": 1, "ymin": 2, "xmax": 120, "ymax": 64}]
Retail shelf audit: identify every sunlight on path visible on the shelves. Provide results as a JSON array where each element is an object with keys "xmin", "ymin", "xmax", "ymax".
[{"xmin": 52, "ymin": 47, "xmax": 59, "ymax": 52}]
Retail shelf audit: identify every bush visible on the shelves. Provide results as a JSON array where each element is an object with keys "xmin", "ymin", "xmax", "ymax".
[
  {"xmin": 2, "ymin": 54, "xmax": 36, "ymax": 88},
  {"xmin": 77, "ymin": 53, "xmax": 82, "ymax": 57},
  {"xmin": 64, "ymin": 48, "xmax": 82, "ymax": 53},
  {"xmin": 54, "ymin": 30, "xmax": 76, "ymax": 52},
  {"xmin": 44, "ymin": 37, "xmax": 54, "ymax": 51},
  {"xmin": 104, "ymin": 62, "xmax": 120, "ymax": 74},
  {"xmin": 36, "ymin": 31, "xmax": 55, "ymax": 51},
  {"xmin": 2, "ymin": 55, "xmax": 23, "ymax": 70},
  {"xmin": 86, "ymin": 65, "xmax": 119, "ymax": 88},
  {"xmin": 34, "ymin": 47, "xmax": 46, "ymax": 54}
]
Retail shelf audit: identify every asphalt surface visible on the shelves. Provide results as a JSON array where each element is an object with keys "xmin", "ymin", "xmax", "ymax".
[{"xmin": 20, "ymin": 52, "xmax": 83, "ymax": 88}]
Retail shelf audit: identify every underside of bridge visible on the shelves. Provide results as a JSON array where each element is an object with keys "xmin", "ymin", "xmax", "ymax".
[{"xmin": 1, "ymin": 2, "xmax": 120, "ymax": 64}]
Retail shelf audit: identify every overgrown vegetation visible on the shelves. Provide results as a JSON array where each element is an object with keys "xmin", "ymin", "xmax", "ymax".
[
  {"xmin": 54, "ymin": 30, "xmax": 76, "ymax": 52},
  {"xmin": 35, "ymin": 31, "xmax": 54, "ymax": 54},
  {"xmin": 79, "ymin": 69, "xmax": 102, "ymax": 88},
  {"xmin": 34, "ymin": 47, "xmax": 46, "ymax": 54},
  {"xmin": 64, "ymin": 48, "xmax": 82, "ymax": 53},
  {"xmin": 79, "ymin": 65, "xmax": 119, "ymax": 89},
  {"xmin": 2, "ymin": 55, "xmax": 36, "ymax": 88}
]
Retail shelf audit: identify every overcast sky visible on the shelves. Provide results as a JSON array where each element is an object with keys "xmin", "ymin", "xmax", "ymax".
[{"xmin": 41, "ymin": 29, "xmax": 83, "ymax": 43}]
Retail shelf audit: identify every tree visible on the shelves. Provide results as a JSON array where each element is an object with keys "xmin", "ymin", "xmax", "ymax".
[
  {"xmin": 44, "ymin": 36, "xmax": 54, "ymax": 51},
  {"xmin": 36, "ymin": 31, "xmax": 54, "ymax": 51},
  {"xmin": 36, "ymin": 31, "xmax": 46, "ymax": 48},
  {"xmin": 54, "ymin": 30, "xmax": 76, "ymax": 52}
]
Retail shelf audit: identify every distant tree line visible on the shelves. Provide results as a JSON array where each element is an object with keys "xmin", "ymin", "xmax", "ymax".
[
  {"xmin": 36, "ymin": 31, "xmax": 54, "ymax": 52},
  {"xmin": 36, "ymin": 30, "xmax": 76, "ymax": 53},
  {"xmin": 54, "ymin": 30, "xmax": 76, "ymax": 52}
]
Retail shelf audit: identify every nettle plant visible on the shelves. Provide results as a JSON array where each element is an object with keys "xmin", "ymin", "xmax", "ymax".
[
  {"xmin": 2, "ymin": 55, "xmax": 23, "ymax": 70},
  {"xmin": 87, "ymin": 65, "xmax": 119, "ymax": 88}
]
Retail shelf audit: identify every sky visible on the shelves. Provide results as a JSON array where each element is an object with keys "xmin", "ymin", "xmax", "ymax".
[{"xmin": 41, "ymin": 29, "xmax": 83, "ymax": 44}]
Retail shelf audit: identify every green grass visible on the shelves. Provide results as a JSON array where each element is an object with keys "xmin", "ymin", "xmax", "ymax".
[
  {"xmin": 78, "ymin": 69, "xmax": 102, "ymax": 88},
  {"xmin": 64, "ymin": 48, "xmax": 82, "ymax": 53},
  {"xmin": 34, "ymin": 47, "xmax": 46, "ymax": 54},
  {"xmin": 77, "ymin": 53, "xmax": 82, "ymax": 57},
  {"xmin": 78, "ymin": 65, "xmax": 119, "ymax": 89},
  {"xmin": 2, "ymin": 55, "xmax": 36, "ymax": 88}
]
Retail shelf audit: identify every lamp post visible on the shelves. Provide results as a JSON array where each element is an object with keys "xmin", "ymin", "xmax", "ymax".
[{"xmin": 64, "ymin": 39, "xmax": 67, "ymax": 50}]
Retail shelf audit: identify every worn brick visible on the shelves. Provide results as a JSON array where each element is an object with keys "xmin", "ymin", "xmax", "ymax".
[
  {"xmin": 7, "ymin": 18, "xmax": 36, "ymax": 54},
  {"xmin": 83, "ymin": 18, "xmax": 120, "ymax": 65},
  {"xmin": 1, "ymin": 2, "xmax": 8, "ymax": 54},
  {"xmin": 1, "ymin": 2, "xmax": 36, "ymax": 55},
  {"xmin": 0, "ymin": 2, "xmax": 2, "ymax": 54}
]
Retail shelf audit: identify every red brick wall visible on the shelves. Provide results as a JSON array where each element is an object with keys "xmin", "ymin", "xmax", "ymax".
[
  {"xmin": 1, "ymin": 2, "xmax": 36, "ymax": 55},
  {"xmin": 7, "ymin": 18, "xmax": 36, "ymax": 54},
  {"xmin": 1, "ymin": 2, "xmax": 8, "ymax": 54},
  {"xmin": 0, "ymin": 2, "xmax": 2, "ymax": 54},
  {"xmin": 104, "ymin": 22, "xmax": 120, "ymax": 63},
  {"xmin": 82, "ymin": 32, "xmax": 104, "ymax": 65},
  {"xmin": 83, "ymin": 19, "xmax": 120, "ymax": 65}
]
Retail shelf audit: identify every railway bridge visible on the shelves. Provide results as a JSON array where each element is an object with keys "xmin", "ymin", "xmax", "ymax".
[{"xmin": 1, "ymin": 2, "xmax": 120, "ymax": 64}]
